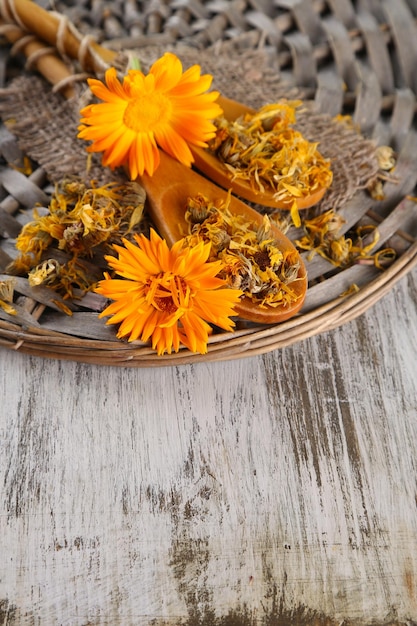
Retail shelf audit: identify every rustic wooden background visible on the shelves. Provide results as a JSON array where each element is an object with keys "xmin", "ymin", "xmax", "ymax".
[{"xmin": 1, "ymin": 268, "xmax": 416, "ymax": 625}]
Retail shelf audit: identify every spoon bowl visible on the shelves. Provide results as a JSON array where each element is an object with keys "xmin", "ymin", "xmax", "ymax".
[
  {"xmin": 190, "ymin": 95, "xmax": 329, "ymax": 210},
  {"xmin": 139, "ymin": 151, "xmax": 307, "ymax": 324}
]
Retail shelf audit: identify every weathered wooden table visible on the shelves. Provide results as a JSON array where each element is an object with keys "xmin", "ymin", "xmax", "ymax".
[{"xmin": 1, "ymin": 267, "xmax": 416, "ymax": 625}]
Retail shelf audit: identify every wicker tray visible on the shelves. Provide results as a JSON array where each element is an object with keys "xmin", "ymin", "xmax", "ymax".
[{"xmin": 0, "ymin": 0, "xmax": 416, "ymax": 367}]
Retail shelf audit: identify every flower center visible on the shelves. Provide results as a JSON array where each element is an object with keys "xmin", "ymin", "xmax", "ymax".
[
  {"xmin": 154, "ymin": 289, "xmax": 177, "ymax": 314},
  {"xmin": 123, "ymin": 92, "xmax": 172, "ymax": 133},
  {"xmin": 146, "ymin": 274, "xmax": 190, "ymax": 314}
]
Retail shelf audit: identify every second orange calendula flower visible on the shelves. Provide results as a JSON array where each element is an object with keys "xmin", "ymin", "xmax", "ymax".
[{"xmin": 95, "ymin": 229, "xmax": 243, "ymax": 355}]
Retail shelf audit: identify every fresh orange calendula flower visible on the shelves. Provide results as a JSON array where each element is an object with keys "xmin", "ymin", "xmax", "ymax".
[
  {"xmin": 78, "ymin": 52, "xmax": 222, "ymax": 178},
  {"xmin": 95, "ymin": 229, "xmax": 243, "ymax": 355}
]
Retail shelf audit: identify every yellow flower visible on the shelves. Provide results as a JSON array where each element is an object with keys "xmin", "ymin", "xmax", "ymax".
[
  {"xmin": 78, "ymin": 52, "xmax": 222, "ymax": 178},
  {"xmin": 95, "ymin": 229, "xmax": 243, "ymax": 355}
]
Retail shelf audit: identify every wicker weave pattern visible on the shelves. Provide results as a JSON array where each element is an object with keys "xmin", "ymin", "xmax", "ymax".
[{"xmin": 0, "ymin": 0, "xmax": 416, "ymax": 366}]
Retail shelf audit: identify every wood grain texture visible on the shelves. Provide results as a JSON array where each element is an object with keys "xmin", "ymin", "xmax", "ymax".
[{"xmin": 0, "ymin": 269, "xmax": 417, "ymax": 626}]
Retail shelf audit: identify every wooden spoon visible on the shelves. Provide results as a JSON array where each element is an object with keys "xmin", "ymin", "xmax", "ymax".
[
  {"xmin": 191, "ymin": 95, "xmax": 328, "ymax": 210},
  {"xmin": 0, "ymin": 0, "xmax": 327, "ymax": 209},
  {"xmin": 139, "ymin": 151, "xmax": 307, "ymax": 324}
]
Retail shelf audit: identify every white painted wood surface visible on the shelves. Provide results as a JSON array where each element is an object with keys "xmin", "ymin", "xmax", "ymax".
[{"xmin": 1, "ymin": 269, "xmax": 416, "ymax": 625}]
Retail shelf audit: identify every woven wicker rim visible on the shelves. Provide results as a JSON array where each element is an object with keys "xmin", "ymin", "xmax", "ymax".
[
  {"xmin": 0, "ymin": 240, "xmax": 415, "ymax": 366},
  {"xmin": 0, "ymin": 0, "xmax": 416, "ymax": 367}
]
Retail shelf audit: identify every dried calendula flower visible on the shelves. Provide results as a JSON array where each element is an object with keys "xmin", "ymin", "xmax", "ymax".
[
  {"xmin": 28, "ymin": 259, "xmax": 61, "ymax": 287},
  {"xmin": 367, "ymin": 146, "xmax": 397, "ymax": 200},
  {"xmin": 209, "ymin": 101, "xmax": 333, "ymax": 204},
  {"xmin": 367, "ymin": 178, "xmax": 385, "ymax": 201},
  {"xmin": 183, "ymin": 193, "xmax": 302, "ymax": 308},
  {"xmin": 375, "ymin": 145, "xmax": 396, "ymax": 171},
  {"xmin": 296, "ymin": 209, "xmax": 396, "ymax": 268},
  {"xmin": 333, "ymin": 114, "xmax": 358, "ymax": 130},
  {"xmin": 0, "ymin": 278, "xmax": 16, "ymax": 315},
  {"xmin": 28, "ymin": 257, "xmax": 100, "ymax": 298},
  {"xmin": 8, "ymin": 179, "xmax": 146, "ymax": 300}
]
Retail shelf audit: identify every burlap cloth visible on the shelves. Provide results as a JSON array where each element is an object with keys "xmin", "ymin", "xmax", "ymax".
[{"xmin": 0, "ymin": 44, "xmax": 379, "ymax": 214}]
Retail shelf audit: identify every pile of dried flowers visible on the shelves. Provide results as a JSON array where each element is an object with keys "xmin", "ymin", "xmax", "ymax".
[
  {"xmin": 8, "ymin": 179, "xmax": 145, "ymax": 302},
  {"xmin": 295, "ymin": 210, "xmax": 396, "ymax": 269},
  {"xmin": 208, "ymin": 101, "xmax": 333, "ymax": 213},
  {"xmin": 183, "ymin": 193, "xmax": 302, "ymax": 309}
]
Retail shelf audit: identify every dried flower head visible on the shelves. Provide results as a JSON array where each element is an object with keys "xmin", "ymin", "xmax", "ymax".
[
  {"xmin": 0, "ymin": 278, "xmax": 16, "ymax": 316},
  {"xmin": 375, "ymin": 145, "xmax": 396, "ymax": 171},
  {"xmin": 296, "ymin": 210, "xmax": 396, "ymax": 268}
]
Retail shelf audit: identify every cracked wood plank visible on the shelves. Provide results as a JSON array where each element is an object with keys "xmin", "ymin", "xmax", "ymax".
[{"xmin": 0, "ymin": 269, "xmax": 416, "ymax": 625}]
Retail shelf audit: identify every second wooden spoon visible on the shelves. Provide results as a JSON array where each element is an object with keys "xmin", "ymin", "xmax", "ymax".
[
  {"xmin": 191, "ymin": 95, "xmax": 329, "ymax": 210},
  {"xmin": 139, "ymin": 151, "xmax": 307, "ymax": 324}
]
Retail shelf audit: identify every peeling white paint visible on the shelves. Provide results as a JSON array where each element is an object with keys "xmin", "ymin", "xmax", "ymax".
[{"xmin": 1, "ymin": 272, "xmax": 417, "ymax": 625}]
